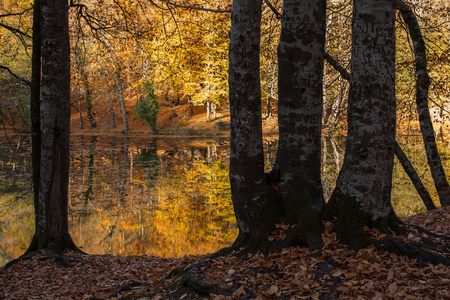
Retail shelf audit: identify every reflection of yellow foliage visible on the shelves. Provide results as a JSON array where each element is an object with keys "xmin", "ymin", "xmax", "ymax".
[
  {"xmin": 0, "ymin": 194, "xmax": 34, "ymax": 266},
  {"xmin": 69, "ymin": 155, "xmax": 237, "ymax": 258}
]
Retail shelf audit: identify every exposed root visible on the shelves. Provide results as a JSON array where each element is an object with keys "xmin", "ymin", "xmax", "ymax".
[
  {"xmin": 181, "ymin": 262, "xmax": 238, "ymax": 297},
  {"xmin": 374, "ymin": 236, "xmax": 450, "ymax": 267}
]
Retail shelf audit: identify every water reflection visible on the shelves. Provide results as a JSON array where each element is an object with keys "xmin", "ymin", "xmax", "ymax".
[
  {"xmin": 68, "ymin": 136, "xmax": 236, "ymax": 257},
  {"xmin": 1, "ymin": 134, "xmax": 449, "ymax": 266}
]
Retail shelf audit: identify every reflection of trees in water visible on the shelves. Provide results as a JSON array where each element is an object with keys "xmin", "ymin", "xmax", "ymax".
[
  {"xmin": 67, "ymin": 136, "xmax": 236, "ymax": 257},
  {"xmin": 0, "ymin": 135, "xmax": 33, "ymax": 265}
]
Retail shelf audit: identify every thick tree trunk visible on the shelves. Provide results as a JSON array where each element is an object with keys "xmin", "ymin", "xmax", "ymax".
[
  {"xmin": 228, "ymin": 0, "xmax": 266, "ymax": 245},
  {"xmin": 276, "ymin": 0, "xmax": 326, "ymax": 249},
  {"xmin": 324, "ymin": 44, "xmax": 436, "ymax": 213},
  {"xmin": 324, "ymin": 0, "xmax": 398, "ymax": 249},
  {"xmin": 27, "ymin": 0, "xmax": 78, "ymax": 252},
  {"xmin": 396, "ymin": 0, "xmax": 450, "ymax": 207}
]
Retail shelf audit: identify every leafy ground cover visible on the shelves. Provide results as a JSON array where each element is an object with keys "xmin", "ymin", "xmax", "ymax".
[{"xmin": 1, "ymin": 206, "xmax": 449, "ymax": 299}]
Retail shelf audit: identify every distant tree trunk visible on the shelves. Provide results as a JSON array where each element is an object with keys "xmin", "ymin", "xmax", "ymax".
[
  {"xmin": 324, "ymin": 0, "xmax": 399, "ymax": 249},
  {"xmin": 206, "ymin": 101, "xmax": 211, "ymax": 120},
  {"xmin": 275, "ymin": 0, "xmax": 326, "ymax": 249},
  {"xmin": 114, "ymin": 69, "xmax": 130, "ymax": 134},
  {"xmin": 81, "ymin": 65, "xmax": 95, "ymax": 128},
  {"xmin": 396, "ymin": 0, "xmax": 450, "ymax": 207},
  {"xmin": 228, "ymin": 0, "xmax": 266, "ymax": 245},
  {"xmin": 394, "ymin": 142, "xmax": 436, "ymax": 211},
  {"xmin": 212, "ymin": 102, "xmax": 217, "ymax": 119},
  {"xmin": 109, "ymin": 90, "xmax": 116, "ymax": 128},
  {"xmin": 26, "ymin": 0, "xmax": 78, "ymax": 253}
]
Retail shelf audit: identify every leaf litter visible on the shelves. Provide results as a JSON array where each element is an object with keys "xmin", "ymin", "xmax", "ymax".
[{"xmin": 1, "ymin": 206, "xmax": 449, "ymax": 299}]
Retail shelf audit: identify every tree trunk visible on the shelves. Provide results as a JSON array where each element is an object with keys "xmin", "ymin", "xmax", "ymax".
[
  {"xmin": 324, "ymin": 42, "xmax": 436, "ymax": 213},
  {"xmin": 396, "ymin": 0, "xmax": 450, "ymax": 207},
  {"xmin": 109, "ymin": 90, "xmax": 116, "ymax": 128},
  {"xmin": 228, "ymin": 0, "xmax": 266, "ymax": 245},
  {"xmin": 394, "ymin": 142, "xmax": 436, "ymax": 211},
  {"xmin": 276, "ymin": 0, "xmax": 326, "ymax": 249},
  {"xmin": 206, "ymin": 101, "xmax": 211, "ymax": 120},
  {"xmin": 30, "ymin": 0, "xmax": 41, "ymax": 221},
  {"xmin": 115, "ymin": 69, "xmax": 130, "ymax": 134},
  {"xmin": 324, "ymin": 0, "xmax": 398, "ymax": 249},
  {"xmin": 27, "ymin": 0, "xmax": 78, "ymax": 252}
]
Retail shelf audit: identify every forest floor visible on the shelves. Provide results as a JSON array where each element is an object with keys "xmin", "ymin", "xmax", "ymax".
[
  {"xmin": 1, "ymin": 206, "xmax": 449, "ymax": 299},
  {"xmin": 69, "ymin": 97, "xmax": 280, "ymax": 139}
]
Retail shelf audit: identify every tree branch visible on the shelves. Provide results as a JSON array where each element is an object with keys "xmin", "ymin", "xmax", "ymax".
[
  {"xmin": 0, "ymin": 23, "xmax": 32, "ymax": 39},
  {"xmin": 264, "ymin": 0, "xmax": 282, "ymax": 19},
  {"xmin": 0, "ymin": 7, "xmax": 33, "ymax": 18},
  {"xmin": 0, "ymin": 66, "xmax": 31, "ymax": 86},
  {"xmin": 158, "ymin": 0, "xmax": 231, "ymax": 13}
]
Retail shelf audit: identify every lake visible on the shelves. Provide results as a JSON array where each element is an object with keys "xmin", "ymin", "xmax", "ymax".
[{"xmin": 0, "ymin": 134, "xmax": 448, "ymax": 266}]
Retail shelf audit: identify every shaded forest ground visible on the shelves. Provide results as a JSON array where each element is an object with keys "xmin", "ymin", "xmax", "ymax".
[{"xmin": 1, "ymin": 206, "xmax": 449, "ymax": 299}]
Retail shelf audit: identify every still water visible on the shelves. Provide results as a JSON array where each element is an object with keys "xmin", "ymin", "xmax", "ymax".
[{"xmin": 0, "ymin": 134, "xmax": 448, "ymax": 266}]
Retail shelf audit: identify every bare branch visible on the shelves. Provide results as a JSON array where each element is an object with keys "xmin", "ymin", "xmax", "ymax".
[
  {"xmin": 264, "ymin": 0, "xmax": 282, "ymax": 19},
  {"xmin": 323, "ymin": 52, "xmax": 350, "ymax": 80},
  {"xmin": 0, "ymin": 65, "xmax": 31, "ymax": 87},
  {"xmin": 159, "ymin": 0, "xmax": 231, "ymax": 13},
  {"xmin": 0, "ymin": 7, "xmax": 33, "ymax": 18},
  {"xmin": 0, "ymin": 23, "xmax": 32, "ymax": 38}
]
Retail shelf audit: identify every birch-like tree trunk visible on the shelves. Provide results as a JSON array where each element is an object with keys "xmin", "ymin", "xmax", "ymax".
[
  {"xmin": 228, "ymin": 0, "xmax": 266, "ymax": 244},
  {"xmin": 324, "ymin": 0, "xmax": 398, "ymax": 249},
  {"xmin": 115, "ymin": 68, "xmax": 130, "ymax": 134},
  {"xmin": 396, "ymin": 0, "xmax": 450, "ymax": 207},
  {"xmin": 277, "ymin": 0, "xmax": 326, "ymax": 249},
  {"xmin": 27, "ymin": 0, "xmax": 78, "ymax": 252}
]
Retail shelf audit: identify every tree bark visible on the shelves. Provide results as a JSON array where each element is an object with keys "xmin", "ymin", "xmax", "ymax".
[
  {"xmin": 324, "ymin": 0, "xmax": 398, "ymax": 249},
  {"xmin": 276, "ymin": 0, "xmax": 326, "ymax": 249},
  {"xmin": 27, "ymin": 0, "xmax": 78, "ymax": 252},
  {"xmin": 324, "ymin": 42, "xmax": 437, "ymax": 212},
  {"xmin": 228, "ymin": 0, "xmax": 266, "ymax": 245},
  {"xmin": 26, "ymin": 0, "xmax": 43, "ymax": 255},
  {"xmin": 30, "ymin": 0, "xmax": 41, "ymax": 222},
  {"xmin": 396, "ymin": 0, "xmax": 450, "ymax": 207}
]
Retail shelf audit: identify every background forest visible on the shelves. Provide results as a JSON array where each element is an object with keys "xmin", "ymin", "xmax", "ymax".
[{"xmin": 0, "ymin": 0, "xmax": 449, "ymax": 136}]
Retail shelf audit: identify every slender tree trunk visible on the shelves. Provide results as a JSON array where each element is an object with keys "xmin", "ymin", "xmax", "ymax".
[
  {"xmin": 396, "ymin": 0, "xmax": 450, "ymax": 207},
  {"xmin": 26, "ymin": 0, "xmax": 42, "ymax": 254},
  {"xmin": 115, "ymin": 69, "xmax": 129, "ymax": 134},
  {"xmin": 80, "ymin": 67, "xmax": 95, "ymax": 129},
  {"xmin": 276, "ymin": 0, "xmax": 326, "ymax": 249},
  {"xmin": 228, "ymin": 0, "xmax": 266, "ymax": 245},
  {"xmin": 394, "ymin": 142, "xmax": 436, "ymax": 210},
  {"xmin": 109, "ymin": 90, "xmax": 116, "ymax": 128},
  {"xmin": 324, "ymin": 0, "xmax": 398, "ymax": 249},
  {"xmin": 30, "ymin": 0, "xmax": 41, "ymax": 214}
]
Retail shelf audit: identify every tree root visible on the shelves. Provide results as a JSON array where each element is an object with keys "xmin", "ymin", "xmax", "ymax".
[
  {"xmin": 181, "ymin": 263, "xmax": 238, "ymax": 297},
  {"xmin": 405, "ymin": 223, "xmax": 450, "ymax": 241},
  {"xmin": 374, "ymin": 236, "xmax": 450, "ymax": 267},
  {"xmin": 1, "ymin": 246, "xmax": 89, "ymax": 273}
]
